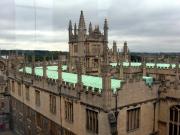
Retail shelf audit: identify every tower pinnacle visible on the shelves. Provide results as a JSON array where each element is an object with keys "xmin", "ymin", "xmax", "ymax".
[
  {"xmin": 78, "ymin": 10, "xmax": 86, "ymax": 31},
  {"xmin": 68, "ymin": 20, "xmax": 73, "ymax": 41},
  {"xmin": 104, "ymin": 18, "xmax": 108, "ymax": 41},
  {"xmin": 89, "ymin": 22, "xmax": 92, "ymax": 34},
  {"xmin": 74, "ymin": 23, "xmax": 77, "ymax": 35}
]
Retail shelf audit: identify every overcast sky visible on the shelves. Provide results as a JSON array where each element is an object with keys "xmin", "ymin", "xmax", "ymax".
[{"xmin": 0, "ymin": 0, "xmax": 180, "ymax": 52}]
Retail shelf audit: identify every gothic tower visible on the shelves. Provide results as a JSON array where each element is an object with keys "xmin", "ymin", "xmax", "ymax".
[
  {"xmin": 68, "ymin": 11, "xmax": 109, "ymax": 75},
  {"xmin": 78, "ymin": 10, "xmax": 86, "ymax": 57},
  {"xmin": 123, "ymin": 41, "xmax": 130, "ymax": 62},
  {"xmin": 113, "ymin": 41, "xmax": 117, "ymax": 55}
]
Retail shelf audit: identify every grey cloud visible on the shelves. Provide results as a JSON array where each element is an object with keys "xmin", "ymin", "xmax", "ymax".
[{"xmin": 0, "ymin": 0, "xmax": 180, "ymax": 51}]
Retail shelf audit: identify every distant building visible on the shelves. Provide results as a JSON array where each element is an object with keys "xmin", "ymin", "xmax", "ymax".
[{"xmin": 122, "ymin": 41, "xmax": 130, "ymax": 62}]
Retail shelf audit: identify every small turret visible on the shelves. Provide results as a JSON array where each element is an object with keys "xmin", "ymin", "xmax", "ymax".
[
  {"xmin": 123, "ymin": 41, "xmax": 130, "ymax": 62},
  {"xmin": 78, "ymin": 10, "xmax": 86, "ymax": 32},
  {"xmin": 58, "ymin": 55, "xmax": 62, "ymax": 84},
  {"xmin": 113, "ymin": 41, "xmax": 117, "ymax": 55},
  {"xmin": 32, "ymin": 54, "xmax": 35, "ymax": 76},
  {"xmin": 117, "ymin": 50, "xmax": 119, "ymax": 63},
  {"xmin": 78, "ymin": 11, "xmax": 86, "ymax": 57},
  {"xmin": 68, "ymin": 20, "xmax": 73, "ymax": 42},
  {"xmin": 119, "ymin": 55, "xmax": 124, "ymax": 80},
  {"xmin": 5, "ymin": 54, "xmax": 8, "ymax": 76},
  {"xmin": 103, "ymin": 21, "xmax": 109, "ymax": 65},
  {"xmin": 98, "ymin": 54, "xmax": 101, "ymax": 74},
  {"xmin": 104, "ymin": 18, "xmax": 108, "ymax": 41},
  {"xmin": 43, "ymin": 56, "xmax": 47, "ymax": 78},
  {"xmin": 101, "ymin": 63, "xmax": 112, "ymax": 110},
  {"xmin": 78, "ymin": 10, "xmax": 86, "ymax": 43},
  {"xmin": 74, "ymin": 23, "xmax": 77, "ymax": 36},
  {"xmin": 89, "ymin": 22, "xmax": 92, "ymax": 34},
  {"xmin": 123, "ymin": 41, "xmax": 128, "ymax": 54},
  {"xmin": 94, "ymin": 25, "xmax": 100, "ymax": 33},
  {"xmin": 175, "ymin": 59, "xmax": 179, "ymax": 89},
  {"xmin": 76, "ymin": 59, "xmax": 82, "ymax": 85}
]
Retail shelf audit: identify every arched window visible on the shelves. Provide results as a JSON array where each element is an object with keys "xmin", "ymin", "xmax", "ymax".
[{"xmin": 169, "ymin": 105, "xmax": 180, "ymax": 135}]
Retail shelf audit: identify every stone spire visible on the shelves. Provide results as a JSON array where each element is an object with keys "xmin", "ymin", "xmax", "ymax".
[
  {"xmin": 104, "ymin": 18, "xmax": 108, "ymax": 41},
  {"xmin": 74, "ymin": 22, "xmax": 77, "ymax": 35},
  {"xmin": 43, "ymin": 56, "xmax": 47, "ymax": 78},
  {"xmin": 58, "ymin": 55, "xmax": 62, "ymax": 84},
  {"xmin": 102, "ymin": 65, "xmax": 111, "ymax": 90},
  {"xmin": 101, "ymin": 62, "xmax": 112, "ymax": 110},
  {"xmin": 113, "ymin": 41, "xmax": 117, "ymax": 55},
  {"xmin": 6, "ymin": 54, "xmax": 10, "ymax": 76},
  {"xmin": 68, "ymin": 20, "xmax": 73, "ymax": 41},
  {"xmin": 76, "ymin": 59, "xmax": 82, "ymax": 85},
  {"xmin": 98, "ymin": 54, "xmax": 101, "ymax": 74},
  {"xmin": 94, "ymin": 25, "xmax": 100, "ymax": 32},
  {"xmin": 175, "ymin": 59, "xmax": 179, "ymax": 89},
  {"xmin": 103, "ymin": 44, "xmax": 109, "ymax": 65},
  {"xmin": 78, "ymin": 11, "xmax": 86, "ymax": 57},
  {"xmin": 123, "ymin": 41, "xmax": 129, "ymax": 62},
  {"xmin": 89, "ymin": 22, "xmax": 92, "ymax": 34},
  {"xmin": 117, "ymin": 49, "xmax": 120, "ymax": 66},
  {"xmin": 78, "ymin": 10, "xmax": 86, "ymax": 31},
  {"xmin": 119, "ymin": 54, "xmax": 124, "ymax": 80},
  {"xmin": 103, "ymin": 18, "xmax": 109, "ymax": 65},
  {"xmin": 78, "ymin": 10, "xmax": 86, "ymax": 44},
  {"xmin": 123, "ymin": 41, "xmax": 128, "ymax": 53}
]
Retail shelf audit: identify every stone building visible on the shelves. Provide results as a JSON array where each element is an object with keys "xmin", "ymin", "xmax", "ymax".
[
  {"xmin": 0, "ymin": 56, "xmax": 10, "ymax": 131},
  {"xmin": 68, "ymin": 11, "xmax": 109, "ymax": 75},
  {"xmin": 1, "ymin": 11, "xmax": 180, "ymax": 135},
  {"xmin": 109, "ymin": 41, "xmax": 118, "ymax": 63},
  {"xmin": 122, "ymin": 41, "xmax": 130, "ymax": 62},
  {"xmin": 68, "ymin": 11, "xmax": 130, "ymax": 75},
  {"xmin": 8, "ymin": 54, "xmax": 180, "ymax": 135}
]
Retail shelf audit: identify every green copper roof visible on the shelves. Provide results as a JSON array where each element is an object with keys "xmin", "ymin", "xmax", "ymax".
[
  {"xmin": 20, "ymin": 66, "xmax": 122, "ymax": 92},
  {"xmin": 110, "ymin": 62, "xmax": 141, "ymax": 67},
  {"xmin": 19, "ymin": 64, "xmax": 156, "ymax": 91},
  {"xmin": 143, "ymin": 76, "xmax": 153, "ymax": 86},
  {"xmin": 111, "ymin": 62, "xmax": 179, "ymax": 69},
  {"xmin": 46, "ymin": 65, "xmax": 67, "ymax": 71}
]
